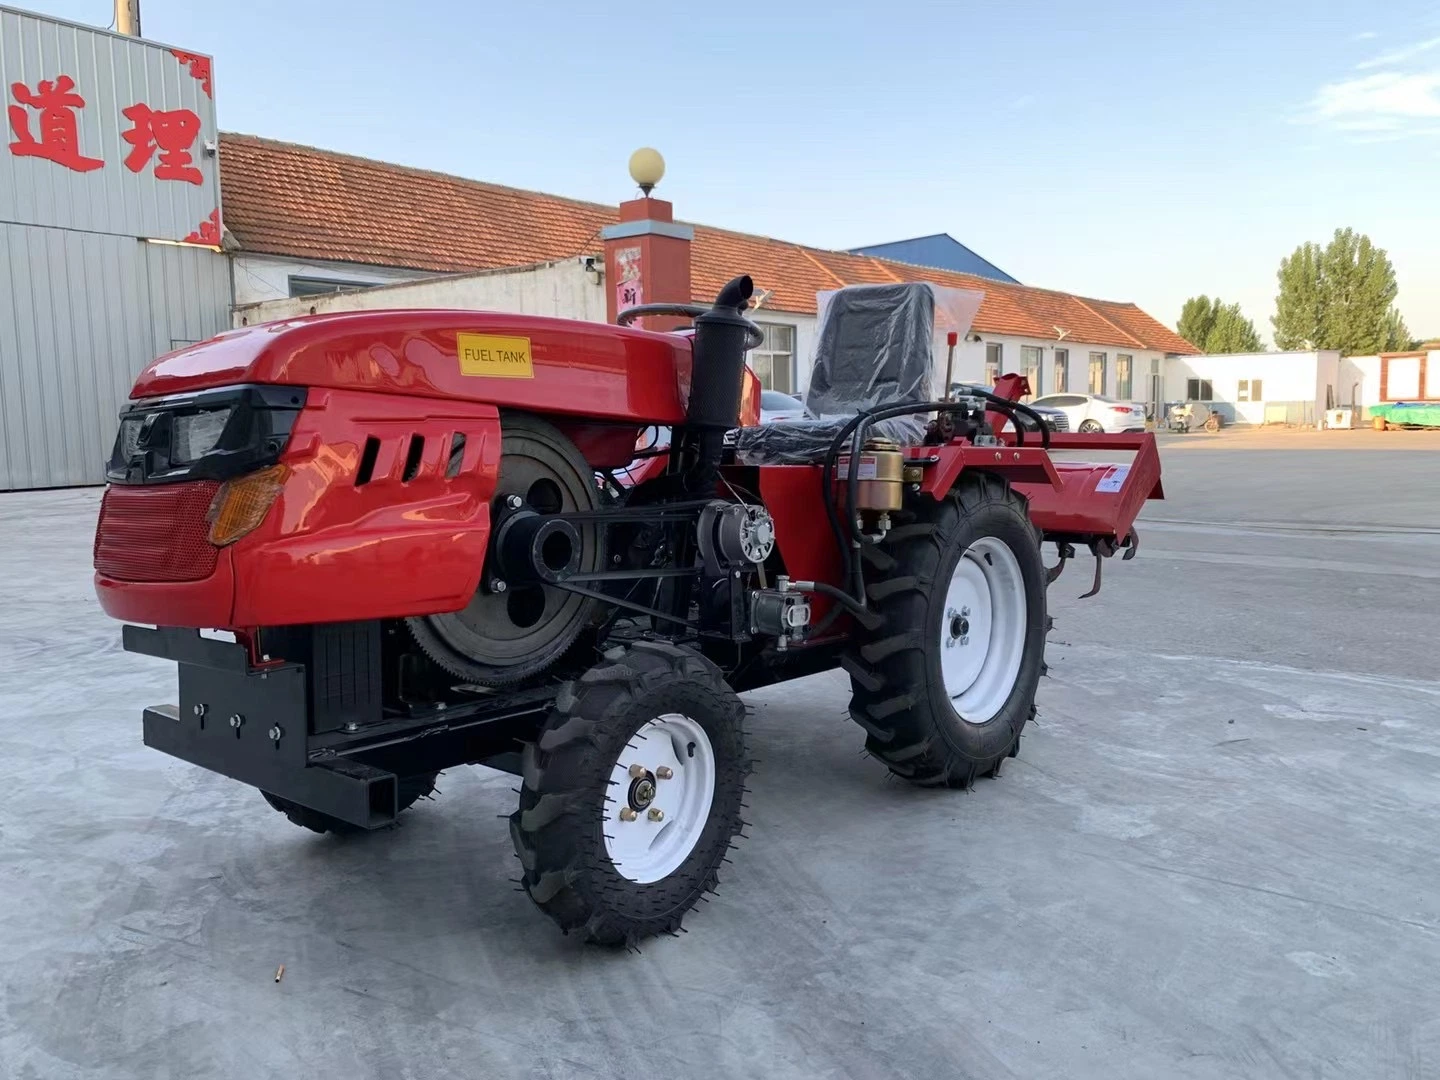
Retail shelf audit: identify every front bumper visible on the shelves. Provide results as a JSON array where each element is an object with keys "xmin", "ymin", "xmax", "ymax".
[{"xmin": 127, "ymin": 625, "xmax": 402, "ymax": 829}]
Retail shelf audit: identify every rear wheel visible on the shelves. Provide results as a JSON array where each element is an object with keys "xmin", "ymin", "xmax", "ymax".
[
  {"xmin": 509, "ymin": 641, "xmax": 750, "ymax": 945},
  {"xmin": 845, "ymin": 472, "xmax": 1047, "ymax": 786}
]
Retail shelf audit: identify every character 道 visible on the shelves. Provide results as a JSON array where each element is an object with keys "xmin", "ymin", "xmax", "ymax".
[{"xmin": 7, "ymin": 75, "xmax": 104, "ymax": 172}]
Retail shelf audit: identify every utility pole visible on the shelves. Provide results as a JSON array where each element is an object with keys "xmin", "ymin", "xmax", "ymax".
[{"xmin": 114, "ymin": 0, "xmax": 141, "ymax": 36}]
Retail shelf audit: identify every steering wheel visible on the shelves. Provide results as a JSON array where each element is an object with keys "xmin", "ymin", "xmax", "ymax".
[{"xmin": 617, "ymin": 303, "xmax": 765, "ymax": 351}]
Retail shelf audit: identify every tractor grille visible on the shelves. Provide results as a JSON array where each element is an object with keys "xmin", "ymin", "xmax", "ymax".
[{"xmin": 94, "ymin": 481, "xmax": 221, "ymax": 582}]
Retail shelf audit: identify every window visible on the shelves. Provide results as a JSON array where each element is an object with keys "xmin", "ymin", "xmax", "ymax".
[
  {"xmin": 287, "ymin": 275, "xmax": 377, "ymax": 297},
  {"xmin": 985, "ymin": 342, "xmax": 1003, "ymax": 385},
  {"xmin": 1089, "ymin": 352, "xmax": 1107, "ymax": 395},
  {"xmin": 1186, "ymin": 378, "xmax": 1214, "ymax": 401},
  {"xmin": 1237, "ymin": 379, "xmax": 1264, "ymax": 402},
  {"xmin": 749, "ymin": 323, "xmax": 796, "ymax": 393},
  {"xmin": 1054, "ymin": 349, "xmax": 1069, "ymax": 392},
  {"xmin": 1116, "ymin": 354, "xmax": 1133, "ymax": 399},
  {"xmin": 1021, "ymin": 345, "xmax": 1043, "ymax": 397}
]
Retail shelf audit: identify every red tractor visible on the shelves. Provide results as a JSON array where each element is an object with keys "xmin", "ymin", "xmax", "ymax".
[{"xmin": 93, "ymin": 275, "xmax": 1161, "ymax": 945}]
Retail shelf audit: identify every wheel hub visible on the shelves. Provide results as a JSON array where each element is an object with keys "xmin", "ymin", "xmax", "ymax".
[
  {"xmin": 604, "ymin": 713, "xmax": 716, "ymax": 884},
  {"xmin": 628, "ymin": 775, "xmax": 656, "ymax": 810},
  {"xmin": 939, "ymin": 537, "xmax": 1026, "ymax": 724}
]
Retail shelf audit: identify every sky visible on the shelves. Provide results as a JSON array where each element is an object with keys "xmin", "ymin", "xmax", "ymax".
[{"xmin": 27, "ymin": 0, "xmax": 1440, "ymax": 341}]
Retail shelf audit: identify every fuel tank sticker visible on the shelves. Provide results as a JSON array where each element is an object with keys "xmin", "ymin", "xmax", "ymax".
[{"xmin": 457, "ymin": 333, "xmax": 534, "ymax": 378}]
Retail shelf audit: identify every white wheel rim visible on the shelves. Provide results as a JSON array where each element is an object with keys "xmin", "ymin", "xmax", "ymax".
[
  {"xmin": 939, "ymin": 536, "xmax": 1027, "ymax": 724},
  {"xmin": 604, "ymin": 714, "xmax": 715, "ymax": 884}
]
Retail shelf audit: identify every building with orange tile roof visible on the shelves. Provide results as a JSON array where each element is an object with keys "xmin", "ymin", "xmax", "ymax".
[{"xmin": 222, "ymin": 133, "xmax": 1197, "ymax": 406}]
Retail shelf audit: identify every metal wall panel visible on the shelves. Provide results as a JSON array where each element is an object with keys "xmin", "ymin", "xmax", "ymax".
[
  {"xmin": 0, "ymin": 222, "xmax": 229, "ymax": 489},
  {"xmin": 0, "ymin": 5, "xmax": 219, "ymax": 242}
]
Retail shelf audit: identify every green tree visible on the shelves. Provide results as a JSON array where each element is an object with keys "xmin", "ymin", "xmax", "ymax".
[
  {"xmin": 1380, "ymin": 307, "xmax": 1412, "ymax": 352},
  {"xmin": 1177, "ymin": 295, "xmax": 1262, "ymax": 353},
  {"xmin": 1177, "ymin": 295, "xmax": 1218, "ymax": 350},
  {"xmin": 1273, "ymin": 228, "xmax": 1405, "ymax": 354},
  {"xmin": 1208, "ymin": 303, "xmax": 1263, "ymax": 353}
]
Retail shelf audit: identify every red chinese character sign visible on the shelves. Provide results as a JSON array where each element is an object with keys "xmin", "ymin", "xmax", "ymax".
[
  {"xmin": 7, "ymin": 76, "xmax": 104, "ymax": 173},
  {"xmin": 615, "ymin": 246, "xmax": 643, "ymax": 315},
  {"xmin": 121, "ymin": 104, "xmax": 203, "ymax": 185},
  {"xmin": 0, "ymin": 13, "xmax": 219, "ymax": 243}
]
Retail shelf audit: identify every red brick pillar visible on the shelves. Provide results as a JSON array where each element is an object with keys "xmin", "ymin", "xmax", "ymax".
[{"xmin": 602, "ymin": 196, "xmax": 694, "ymax": 331}]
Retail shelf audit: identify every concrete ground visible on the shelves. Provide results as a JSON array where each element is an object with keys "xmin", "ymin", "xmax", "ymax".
[{"xmin": 2, "ymin": 428, "xmax": 1438, "ymax": 1079}]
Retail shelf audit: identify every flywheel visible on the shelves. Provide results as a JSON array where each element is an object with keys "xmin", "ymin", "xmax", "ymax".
[{"xmin": 406, "ymin": 413, "xmax": 600, "ymax": 686}]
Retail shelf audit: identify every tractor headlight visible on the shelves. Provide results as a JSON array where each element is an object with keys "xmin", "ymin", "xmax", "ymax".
[{"xmin": 171, "ymin": 408, "xmax": 233, "ymax": 464}]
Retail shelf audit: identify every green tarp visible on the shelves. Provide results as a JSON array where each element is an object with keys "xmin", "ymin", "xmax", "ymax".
[{"xmin": 1371, "ymin": 403, "xmax": 1440, "ymax": 427}]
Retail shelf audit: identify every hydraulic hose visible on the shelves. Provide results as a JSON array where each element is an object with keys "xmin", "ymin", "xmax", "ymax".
[{"xmin": 818, "ymin": 392, "xmax": 1052, "ymax": 613}]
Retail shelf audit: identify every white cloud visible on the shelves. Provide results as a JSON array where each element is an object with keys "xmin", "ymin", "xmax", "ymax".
[
  {"xmin": 1356, "ymin": 35, "xmax": 1440, "ymax": 70},
  {"xmin": 1354, "ymin": 30, "xmax": 1379, "ymax": 41},
  {"xmin": 1312, "ymin": 71, "xmax": 1440, "ymax": 125}
]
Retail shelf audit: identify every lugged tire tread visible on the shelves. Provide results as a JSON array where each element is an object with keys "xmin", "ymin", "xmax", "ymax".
[{"xmin": 842, "ymin": 471, "xmax": 1047, "ymax": 788}]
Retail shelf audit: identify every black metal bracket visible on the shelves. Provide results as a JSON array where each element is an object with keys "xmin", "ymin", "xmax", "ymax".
[
  {"xmin": 548, "ymin": 580, "xmax": 697, "ymax": 628},
  {"xmin": 1078, "ymin": 530, "xmax": 1137, "ymax": 599},
  {"xmin": 1045, "ymin": 542, "xmax": 1076, "ymax": 585}
]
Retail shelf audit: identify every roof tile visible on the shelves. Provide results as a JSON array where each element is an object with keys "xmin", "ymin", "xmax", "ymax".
[{"xmin": 219, "ymin": 133, "xmax": 1196, "ymax": 353}]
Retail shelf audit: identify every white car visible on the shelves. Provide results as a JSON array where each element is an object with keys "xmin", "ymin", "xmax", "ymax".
[
  {"xmin": 1030, "ymin": 393, "xmax": 1148, "ymax": 433},
  {"xmin": 759, "ymin": 390, "xmax": 806, "ymax": 424}
]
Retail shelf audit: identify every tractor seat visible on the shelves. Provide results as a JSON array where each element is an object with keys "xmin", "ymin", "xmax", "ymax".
[{"xmin": 733, "ymin": 282, "xmax": 939, "ymax": 465}]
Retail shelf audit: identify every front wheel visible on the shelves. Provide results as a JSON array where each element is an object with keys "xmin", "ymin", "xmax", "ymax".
[
  {"xmin": 846, "ymin": 472, "xmax": 1047, "ymax": 786},
  {"xmin": 1078, "ymin": 419, "xmax": 1104, "ymax": 433},
  {"xmin": 509, "ymin": 641, "xmax": 750, "ymax": 945}
]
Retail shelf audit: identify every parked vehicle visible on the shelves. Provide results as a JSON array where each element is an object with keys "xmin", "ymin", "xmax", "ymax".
[
  {"xmin": 92, "ymin": 277, "xmax": 1161, "ymax": 946},
  {"xmin": 1020, "ymin": 404, "xmax": 1069, "ymax": 432},
  {"xmin": 1165, "ymin": 402, "xmax": 1219, "ymax": 433},
  {"xmin": 759, "ymin": 390, "xmax": 805, "ymax": 424},
  {"xmin": 1031, "ymin": 393, "xmax": 1148, "ymax": 433},
  {"xmin": 952, "ymin": 383, "xmax": 1068, "ymax": 433}
]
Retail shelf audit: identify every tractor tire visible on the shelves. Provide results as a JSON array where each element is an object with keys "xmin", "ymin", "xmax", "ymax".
[
  {"xmin": 845, "ymin": 471, "xmax": 1047, "ymax": 787},
  {"xmin": 509, "ymin": 640, "xmax": 750, "ymax": 945},
  {"xmin": 261, "ymin": 771, "xmax": 439, "ymax": 835}
]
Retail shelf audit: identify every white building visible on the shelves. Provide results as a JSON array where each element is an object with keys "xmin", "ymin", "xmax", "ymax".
[
  {"xmin": 219, "ymin": 134, "xmax": 1196, "ymax": 403},
  {"xmin": 1164, "ymin": 349, "xmax": 1440, "ymax": 426},
  {"xmin": 1165, "ymin": 351, "xmax": 1342, "ymax": 426}
]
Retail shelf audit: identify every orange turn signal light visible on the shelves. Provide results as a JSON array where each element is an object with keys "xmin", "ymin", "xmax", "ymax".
[{"xmin": 206, "ymin": 464, "xmax": 290, "ymax": 546}]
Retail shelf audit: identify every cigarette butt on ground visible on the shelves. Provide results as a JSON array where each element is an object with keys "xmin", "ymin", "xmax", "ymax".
[{"xmin": 274, "ymin": 964, "xmax": 285, "ymax": 983}]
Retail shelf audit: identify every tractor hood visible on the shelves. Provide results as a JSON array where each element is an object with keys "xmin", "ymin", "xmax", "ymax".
[{"xmin": 130, "ymin": 309, "xmax": 697, "ymax": 426}]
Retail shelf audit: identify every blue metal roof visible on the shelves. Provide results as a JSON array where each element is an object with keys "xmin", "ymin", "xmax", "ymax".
[{"xmin": 848, "ymin": 233, "xmax": 1019, "ymax": 284}]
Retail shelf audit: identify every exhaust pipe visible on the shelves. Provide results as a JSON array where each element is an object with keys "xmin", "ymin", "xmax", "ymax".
[{"xmin": 687, "ymin": 275, "xmax": 755, "ymax": 430}]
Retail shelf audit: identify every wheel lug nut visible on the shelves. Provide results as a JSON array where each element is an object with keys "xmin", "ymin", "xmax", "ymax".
[
  {"xmin": 647, "ymin": 808, "xmax": 664, "ymax": 822},
  {"xmin": 628, "ymin": 763, "xmax": 647, "ymax": 779},
  {"xmin": 655, "ymin": 766, "xmax": 673, "ymax": 780},
  {"xmin": 619, "ymin": 807, "xmax": 637, "ymax": 822},
  {"xmin": 505, "ymin": 494, "xmax": 522, "ymax": 510}
]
